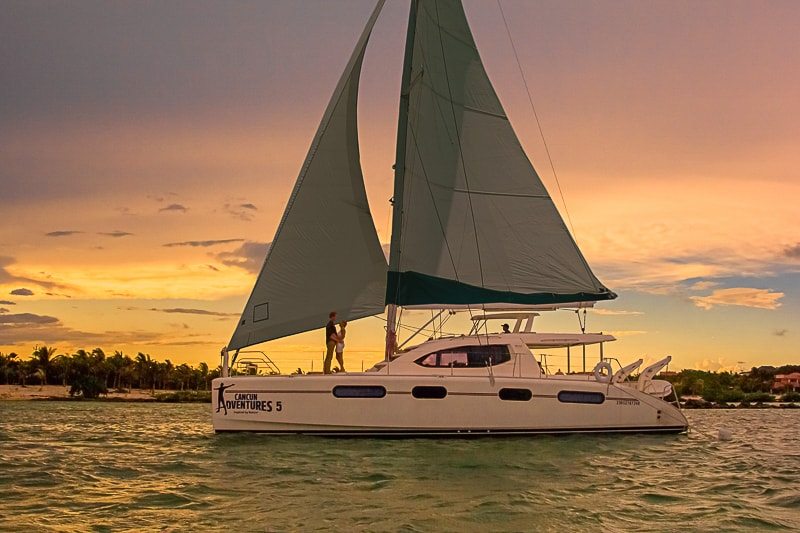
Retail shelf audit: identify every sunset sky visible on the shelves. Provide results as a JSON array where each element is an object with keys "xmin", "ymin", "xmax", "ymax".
[{"xmin": 1, "ymin": 0, "xmax": 798, "ymax": 372}]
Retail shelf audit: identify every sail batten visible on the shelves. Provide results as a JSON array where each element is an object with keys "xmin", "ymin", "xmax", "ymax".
[
  {"xmin": 386, "ymin": 0, "xmax": 615, "ymax": 306},
  {"xmin": 228, "ymin": 0, "xmax": 388, "ymax": 351}
]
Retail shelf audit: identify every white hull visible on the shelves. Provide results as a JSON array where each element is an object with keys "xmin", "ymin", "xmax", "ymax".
[{"xmin": 211, "ymin": 374, "xmax": 687, "ymax": 435}]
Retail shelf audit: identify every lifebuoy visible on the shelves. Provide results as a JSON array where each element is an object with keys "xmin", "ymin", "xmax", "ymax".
[{"xmin": 593, "ymin": 361, "xmax": 613, "ymax": 383}]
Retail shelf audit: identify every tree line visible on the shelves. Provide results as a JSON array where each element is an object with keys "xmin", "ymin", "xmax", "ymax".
[
  {"xmin": 0, "ymin": 346, "xmax": 219, "ymax": 398},
  {"xmin": 664, "ymin": 365, "xmax": 800, "ymax": 404}
]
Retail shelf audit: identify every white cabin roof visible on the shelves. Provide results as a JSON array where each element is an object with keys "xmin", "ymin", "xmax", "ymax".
[{"xmin": 401, "ymin": 332, "xmax": 615, "ymax": 353}]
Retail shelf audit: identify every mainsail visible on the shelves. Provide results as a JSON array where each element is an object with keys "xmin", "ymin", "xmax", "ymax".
[
  {"xmin": 228, "ymin": 1, "xmax": 388, "ymax": 351},
  {"xmin": 386, "ymin": 0, "xmax": 615, "ymax": 306}
]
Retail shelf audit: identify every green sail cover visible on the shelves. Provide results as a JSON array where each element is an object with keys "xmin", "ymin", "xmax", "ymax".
[
  {"xmin": 386, "ymin": 0, "xmax": 614, "ymax": 306},
  {"xmin": 229, "ymin": 1, "xmax": 388, "ymax": 351}
]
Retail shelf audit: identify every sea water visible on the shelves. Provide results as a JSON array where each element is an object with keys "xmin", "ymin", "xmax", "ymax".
[{"xmin": 0, "ymin": 402, "xmax": 797, "ymax": 532}]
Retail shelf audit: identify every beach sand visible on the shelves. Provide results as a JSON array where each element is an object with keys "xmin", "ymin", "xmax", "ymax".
[{"xmin": 0, "ymin": 384, "xmax": 166, "ymax": 401}]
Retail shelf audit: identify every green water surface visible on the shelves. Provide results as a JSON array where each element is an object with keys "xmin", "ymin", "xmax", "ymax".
[{"xmin": 0, "ymin": 402, "xmax": 797, "ymax": 531}]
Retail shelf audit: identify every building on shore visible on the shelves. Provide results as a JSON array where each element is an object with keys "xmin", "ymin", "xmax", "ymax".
[{"xmin": 772, "ymin": 372, "xmax": 800, "ymax": 393}]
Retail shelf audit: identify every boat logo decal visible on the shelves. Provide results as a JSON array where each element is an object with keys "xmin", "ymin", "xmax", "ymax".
[
  {"xmin": 615, "ymin": 399, "xmax": 640, "ymax": 406},
  {"xmin": 215, "ymin": 382, "xmax": 283, "ymax": 415},
  {"xmin": 215, "ymin": 382, "xmax": 236, "ymax": 415}
]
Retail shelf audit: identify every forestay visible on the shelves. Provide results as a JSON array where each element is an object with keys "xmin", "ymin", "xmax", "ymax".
[
  {"xmin": 229, "ymin": 1, "xmax": 388, "ymax": 351},
  {"xmin": 386, "ymin": 0, "xmax": 615, "ymax": 306}
]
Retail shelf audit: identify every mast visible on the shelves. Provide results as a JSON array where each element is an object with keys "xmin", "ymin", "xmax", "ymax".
[{"xmin": 385, "ymin": 0, "xmax": 418, "ymax": 361}]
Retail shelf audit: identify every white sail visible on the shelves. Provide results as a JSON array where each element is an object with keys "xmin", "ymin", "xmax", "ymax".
[
  {"xmin": 228, "ymin": 1, "xmax": 387, "ymax": 351},
  {"xmin": 386, "ymin": 0, "xmax": 614, "ymax": 306}
]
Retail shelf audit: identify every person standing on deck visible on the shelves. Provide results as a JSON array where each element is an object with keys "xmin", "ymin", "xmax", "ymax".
[
  {"xmin": 335, "ymin": 321, "xmax": 347, "ymax": 372},
  {"xmin": 323, "ymin": 311, "xmax": 338, "ymax": 374}
]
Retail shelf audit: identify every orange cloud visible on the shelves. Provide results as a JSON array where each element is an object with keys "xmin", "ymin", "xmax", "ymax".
[
  {"xmin": 688, "ymin": 281, "xmax": 719, "ymax": 291},
  {"xmin": 690, "ymin": 288, "xmax": 784, "ymax": 310},
  {"xmin": 590, "ymin": 309, "xmax": 643, "ymax": 316},
  {"xmin": 606, "ymin": 330, "xmax": 648, "ymax": 337}
]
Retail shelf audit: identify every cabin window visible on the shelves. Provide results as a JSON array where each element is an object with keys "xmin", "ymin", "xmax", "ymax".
[
  {"xmin": 412, "ymin": 386, "xmax": 447, "ymax": 399},
  {"xmin": 332, "ymin": 385, "xmax": 386, "ymax": 398},
  {"xmin": 499, "ymin": 388, "xmax": 532, "ymax": 401},
  {"xmin": 557, "ymin": 391, "xmax": 605, "ymax": 404},
  {"xmin": 414, "ymin": 345, "xmax": 511, "ymax": 368}
]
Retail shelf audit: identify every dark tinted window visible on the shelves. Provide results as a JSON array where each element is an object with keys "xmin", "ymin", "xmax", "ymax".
[
  {"xmin": 499, "ymin": 388, "xmax": 532, "ymax": 401},
  {"xmin": 412, "ymin": 386, "xmax": 447, "ymax": 399},
  {"xmin": 557, "ymin": 391, "xmax": 605, "ymax": 404},
  {"xmin": 415, "ymin": 345, "xmax": 511, "ymax": 368},
  {"xmin": 332, "ymin": 385, "xmax": 386, "ymax": 398}
]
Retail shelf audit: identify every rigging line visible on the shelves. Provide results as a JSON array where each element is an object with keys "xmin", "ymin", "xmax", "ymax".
[
  {"xmin": 397, "ymin": 8, "xmax": 466, "ymax": 290},
  {"xmin": 388, "ymin": 0, "xmax": 420, "ymax": 321},
  {"xmin": 405, "ymin": 16, "xmax": 484, "ymax": 336},
  {"xmin": 433, "ymin": 0, "xmax": 485, "ymax": 290},
  {"xmin": 496, "ymin": 0, "xmax": 577, "ymax": 241},
  {"xmin": 408, "ymin": 124, "xmax": 461, "ymax": 284},
  {"xmin": 408, "ymin": 19, "xmax": 468, "ymax": 278},
  {"xmin": 433, "ymin": 0, "xmax": 486, "ymax": 343}
]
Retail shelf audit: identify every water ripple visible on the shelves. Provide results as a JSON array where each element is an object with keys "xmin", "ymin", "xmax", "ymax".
[{"xmin": 0, "ymin": 402, "xmax": 798, "ymax": 531}]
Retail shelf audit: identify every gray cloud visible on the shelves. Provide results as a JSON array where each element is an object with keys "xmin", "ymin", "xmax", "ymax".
[
  {"xmin": 0, "ymin": 300, "xmax": 16, "ymax": 305},
  {"xmin": 0, "ymin": 323, "xmax": 165, "ymax": 346},
  {"xmin": 773, "ymin": 329, "xmax": 788, "ymax": 337},
  {"xmin": 0, "ymin": 310, "xmax": 196, "ymax": 348},
  {"xmin": 784, "ymin": 243, "xmax": 800, "ymax": 260},
  {"xmin": 98, "ymin": 230, "xmax": 134, "ymax": 238},
  {"xmin": 0, "ymin": 308, "xmax": 8, "ymax": 314},
  {"xmin": 215, "ymin": 241, "xmax": 269, "ymax": 273},
  {"xmin": 159, "ymin": 203, "xmax": 188, "ymax": 213},
  {"xmin": 224, "ymin": 203, "xmax": 258, "ymax": 221},
  {"xmin": 45, "ymin": 230, "xmax": 83, "ymax": 237},
  {"xmin": 0, "ymin": 312, "xmax": 59, "ymax": 325},
  {"xmin": 10, "ymin": 288, "xmax": 34, "ymax": 296},
  {"xmin": 163, "ymin": 238, "xmax": 243, "ymax": 248}
]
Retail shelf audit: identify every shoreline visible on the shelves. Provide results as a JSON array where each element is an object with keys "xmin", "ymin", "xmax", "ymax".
[
  {"xmin": 0, "ymin": 385, "xmax": 210, "ymax": 403},
  {"xmin": 2, "ymin": 385, "xmax": 797, "ymax": 408}
]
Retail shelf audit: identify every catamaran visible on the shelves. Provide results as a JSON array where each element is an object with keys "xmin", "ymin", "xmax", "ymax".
[{"xmin": 211, "ymin": 0, "xmax": 687, "ymax": 435}]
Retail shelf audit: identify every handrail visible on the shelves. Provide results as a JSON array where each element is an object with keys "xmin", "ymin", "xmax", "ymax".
[{"xmin": 234, "ymin": 350, "xmax": 281, "ymax": 376}]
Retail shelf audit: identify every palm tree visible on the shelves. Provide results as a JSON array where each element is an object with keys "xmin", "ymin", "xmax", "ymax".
[
  {"xmin": 174, "ymin": 363, "xmax": 193, "ymax": 391},
  {"xmin": 3, "ymin": 345, "xmax": 220, "ymax": 391},
  {"xmin": 0, "ymin": 353, "xmax": 20, "ymax": 384},
  {"xmin": 122, "ymin": 357, "xmax": 135, "ymax": 389},
  {"xmin": 135, "ymin": 352, "xmax": 152, "ymax": 389},
  {"xmin": 108, "ymin": 351, "xmax": 127, "ymax": 390},
  {"xmin": 198, "ymin": 362, "xmax": 209, "ymax": 391},
  {"xmin": 50, "ymin": 354, "xmax": 71, "ymax": 386},
  {"xmin": 161, "ymin": 359, "xmax": 174, "ymax": 391},
  {"xmin": 68, "ymin": 350, "xmax": 91, "ymax": 387},
  {"xmin": 19, "ymin": 359, "xmax": 37, "ymax": 386},
  {"xmin": 32, "ymin": 345, "xmax": 57, "ymax": 385}
]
